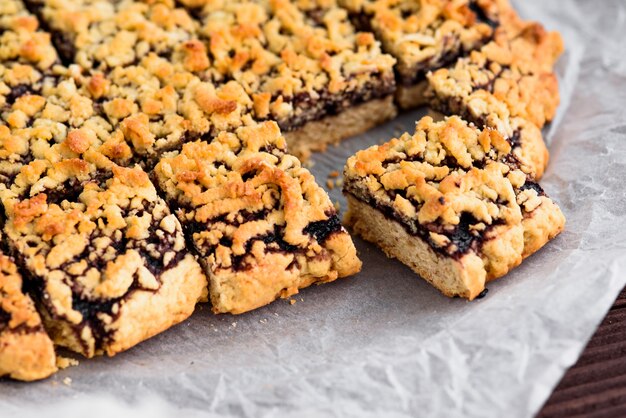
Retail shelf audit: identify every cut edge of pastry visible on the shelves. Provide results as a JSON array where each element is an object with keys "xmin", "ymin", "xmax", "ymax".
[{"xmin": 283, "ymin": 96, "xmax": 397, "ymax": 161}]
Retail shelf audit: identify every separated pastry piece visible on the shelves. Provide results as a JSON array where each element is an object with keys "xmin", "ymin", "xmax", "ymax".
[
  {"xmin": 186, "ymin": 0, "xmax": 397, "ymax": 160},
  {"xmin": 0, "ymin": 237, "xmax": 57, "ymax": 381},
  {"xmin": 0, "ymin": 151, "xmax": 207, "ymax": 358},
  {"xmin": 0, "ymin": 73, "xmax": 113, "ymax": 190},
  {"xmin": 25, "ymin": 0, "xmax": 208, "ymax": 76},
  {"xmin": 426, "ymin": 23, "xmax": 564, "ymax": 177},
  {"xmin": 154, "ymin": 121, "xmax": 362, "ymax": 314},
  {"xmin": 339, "ymin": 0, "xmax": 517, "ymax": 108},
  {"xmin": 343, "ymin": 116, "xmax": 564, "ymax": 300},
  {"xmin": 0, "ymin": 0, "xmax": 60, "ymax": 107}
]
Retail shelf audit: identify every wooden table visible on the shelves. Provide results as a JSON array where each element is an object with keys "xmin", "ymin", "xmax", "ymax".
[{"xmin": 538, "ymin": 288, "xmax": 626, "ymax": 417}]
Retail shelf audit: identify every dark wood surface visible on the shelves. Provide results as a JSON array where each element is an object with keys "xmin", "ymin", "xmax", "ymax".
[{"xmin": 538, "ymin": 288, "xmax": 626, "ymax": 417}]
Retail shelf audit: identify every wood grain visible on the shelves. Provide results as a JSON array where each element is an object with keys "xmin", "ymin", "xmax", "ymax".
[{"xmin": 538, "ymin": 288, "xmax": 626, "ymax": 417}]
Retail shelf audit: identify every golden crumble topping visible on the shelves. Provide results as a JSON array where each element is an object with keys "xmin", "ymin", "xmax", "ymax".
[
  {"xmin": 1, "ymin": 151, "xmax": 203, "ymax": 357},
  {"xmin": 154, "ymin": 121, "xmax": 361, "ymax": 314},
  {"xmin": 192, "ymin": 0, "xmax": 396, "ymax": 130},
  {"xmin": 0, "ymin": 244, "xmax": 43, "ymax": 333},
  {"xmin": 32, "ymin": 0, "xmax": 204, "ymax": 74},
  {"xmin": 0, "ymin": 74, "xmax": 113, "ymax": 187},
  {"xmin": 339, "ymin": 0, "xmax": 514, "ymax": 85},
  {"xmin": 0, "ymin": 238, "xmax": 58, "ymax": 381},
  {"xmin": 0, "ymin": 0, "xmax": 60, "ymax": 109},
  {"xmin": 343, "ymin": 116, "xmax": 563, "ymax": 274},
  {"xmin": 426, "ymin": 23, "xmax": 564, "ymax": 129}
]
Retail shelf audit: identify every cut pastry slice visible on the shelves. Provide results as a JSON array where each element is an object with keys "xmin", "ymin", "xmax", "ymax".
[
  {"xmin": 425, "ymin": 23, "xmax": 564, "ymax": 177},
  {"xmin": 343, "ymin": 116, "xmax": 564, "ymax": 300},
  {"xmin": 0, "ymin": 237, "xmax": 57, "ymax": 381},
  {"xmin": 0, "ymin": 151, "xmax": 207, "ymax": 358},
  {"xmin": 154, "ymin": 121, "xmax": 362, "ymax": 314},
  {"xmin": 188, "ymin": 0, "xmax": 397, "ymax": 160},
  {"xmin": 339, "ymin": 0, "xmax": 517, "ymax": 108}
]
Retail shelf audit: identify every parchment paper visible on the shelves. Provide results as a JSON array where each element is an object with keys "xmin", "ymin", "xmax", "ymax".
[{"xmin": 2, "ymin": 1, "xmax": 626, "ymax": 416}]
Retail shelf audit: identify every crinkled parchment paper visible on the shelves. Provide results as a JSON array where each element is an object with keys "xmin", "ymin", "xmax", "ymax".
[{"xmin": 2, "ymin": 1, "xmax": 626, "ymax": 416}]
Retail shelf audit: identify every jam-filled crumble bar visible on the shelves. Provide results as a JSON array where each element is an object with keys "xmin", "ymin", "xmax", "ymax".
[
  {"xmin": 188, "ymin": 0, "xmax": 397, "ymax": 159},
  {"xmin": 425, "ymin": 23, "xmax": 563, "ymax": 177},
  {"xmin": 0, "ymin": 236, "xmax": 57, "ymax": 381},
  {"xmin": 0, "ymin": 151, "xmax": 207, "ymax": 357},
  {"xmin": 154, "ymin": 121, "xmax": 361, "ymax": 314},
  {"xmin": 343, "ymin": 116, "xmax": 564, "ymax": 300},
  {"xmin": 339, "ymin": 0, "xmax": 516, "ymax": 109}
]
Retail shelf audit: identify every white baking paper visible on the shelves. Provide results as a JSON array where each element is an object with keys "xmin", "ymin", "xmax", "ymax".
[{"xmin": 2, "ymin": 1, "xmax": 626, "ymax": 417}]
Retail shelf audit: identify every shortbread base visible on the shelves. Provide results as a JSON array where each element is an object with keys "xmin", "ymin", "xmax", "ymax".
[
  {"xmin": 284, "ymin": 96, "xmax": 397, "ymax": 161},
  {"xmin": 395, "ymin": 81, "xmax": 429, "ymax": 110}
]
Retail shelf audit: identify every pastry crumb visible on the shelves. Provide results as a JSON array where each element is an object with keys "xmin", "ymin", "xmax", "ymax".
[
  {"xmin": 56, "ymin": 356, "xmax": 79, "ymax": 370},
  {"xmin": 62, "ymin": 377, "xmax": 72, "ymax": 386},
  {"xmin": 329, "ymin": 171, "xmax": 339, "ymax": 178}
]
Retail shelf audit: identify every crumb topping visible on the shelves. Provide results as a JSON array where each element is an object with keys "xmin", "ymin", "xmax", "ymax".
[
  {"xmin": 192, "ymin": 0, "xmax": 396, "ymax": 129},
  {"xmin": 427, "ymin": 23, "xmax": 563, "ymax": 129},
  {"xmin": 0, "ymin": 74, "xmax": 113, "ymax": 188},
  {"xmin": 34, "ymin": 0, "xmax": 204, "ymax": 74},
  {"xmin": 154, "ymin": 121, "xmax": 353, "ymax": 280},
  {"xmin": 0, "ymin": 245, "xmax": 45, "ymax": 333},
  {"xmin": 343, "ymin": 116, "xmax": 546, "ymax": 257},
  {"xmin": 339, "ymin": 0, "xmax": 513, "ymax": 84},
  {"xmin": 1, "ymin": 151, "xmax": 192, "ymax": 355}
]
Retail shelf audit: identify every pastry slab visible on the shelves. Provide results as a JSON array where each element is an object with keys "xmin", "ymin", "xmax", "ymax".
[
  {"xmin": 154, "ymin": 121, "xmax": 362, "ymax": 314},
  {"xmin": 187, "ymin": 0, "xmax": 397, "ymax": 159},
  {"xmin": 0, "ymin": 236, "xmax": 57, "ymax": 381},
  {"xmin": 343, "ymin": 116, "xmax": 564, "ymax": 300},
  {"xmin": 425, "ymin": 23, "xmax": 564, "ymax": 177},
  {"xmin": 0, "ymin": 151, "xmax": 207, "ymax": 358},
  {"xmin": 339, "ymin": 0, "xmax": 516, "ymax": 108}
]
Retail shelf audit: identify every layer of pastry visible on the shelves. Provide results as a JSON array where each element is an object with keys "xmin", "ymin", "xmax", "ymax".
[
  {"xmin": 283, "ymin": 96, "xmax": 397, "ymax": 160},
  {"xmin": 0, "ymin": 236, "xmax": 57, "ymax": 381},
  {"xmin": 426, "ymin": 23, "xmax": 564, "ymax": 130},
  {"xmin": 339, "ymin": 0, "xmax": 516, "ymax": 108},
  {"xmin": 0, "ymin": 0, "xmax": 60, "ymax": 107},
  {"xmin": 154, "ymin": 121, "xmax": 362, "ymax": 314},
  {"xmin": 0, "ymin": 151, "xmax": 207, "ymax": 357},
  {"xmin": 343, "ymin": 116, "xmax": 565, "ymax": 299},
  {"xmin": 188, "ymin": 0, "xmax": 397, "ymax": 135}
]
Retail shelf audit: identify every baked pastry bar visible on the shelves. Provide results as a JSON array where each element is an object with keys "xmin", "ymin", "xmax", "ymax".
[
  {"xmin": 0, "ymin": 237, "xmax": 57, "ymax": 381},
  {"xmin": 425, "ymin": 24, "xmax": 563, "ymax": 177},
  {"xmin": 0, "ymin": 0, "xmax": 60, "ymax": 107},
  {"xmin": 154, "ymin": 121, "xmax": 362, "ymax": 314},
  {"xmin": 339, "ymin": 0, "xmax": 516, "ymax": 108},
  {"xmin": 343, "ymin": 116, "xmax": 564, "ymax": 300},
  {"xmin": 187, "ymin": 0, "xmax": 397, "ymax": 159},
  {"xmin": 0, "ymin": 151, "xmax": 207, "ymax": 358}
]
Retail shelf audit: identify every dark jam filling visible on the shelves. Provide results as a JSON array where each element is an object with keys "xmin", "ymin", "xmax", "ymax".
[
  {"xmin": 519, "ymin": 181, "xmax": 545, "ymax": 197},
  {"xmin": 344, "ymin": 179, "xmax": 496, "ymax": 259},
  {"xmin": 303, "ymin": 214, "xmax": 342, "ymax": 244},
  {"xmin": 469, "ymin": 0, "xmax": 499, "ymax": 29},
  {"xmin": 0, "ymin": 309, "xmax": 11, "ymax": 333},
  {"xmin": 274, "ymin": 73, "xmax": 396, "ymax": 132},
  {"xmin": 5, "ymin": 84, "xmax": 35, "ymax": 104}
]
